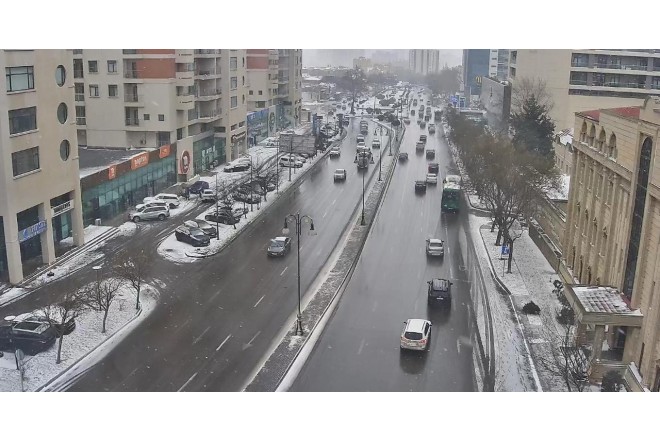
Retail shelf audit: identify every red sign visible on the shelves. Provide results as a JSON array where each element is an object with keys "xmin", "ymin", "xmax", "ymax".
[
  {"xmin": 180, "ymin": 151, "xmax": 191, "ymax": 174},
  {"xmin": 131, "ymin": 152, "xmax": 149, "ymax": 170},
  {"xmin": 108, "ymin": 165, "xmax": 117, "ymax": 180},
  {"xmin": 159, "ymin": 144, "xmax": 171, "ymax": 158}
]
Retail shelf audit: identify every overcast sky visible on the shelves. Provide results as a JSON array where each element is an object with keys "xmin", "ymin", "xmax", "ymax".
[{"xmin": 302, "ymin": 50, "xmax": 462, "ymax": 68}]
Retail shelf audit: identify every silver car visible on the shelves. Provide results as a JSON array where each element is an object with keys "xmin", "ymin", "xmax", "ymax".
[
  {"xmin": 400, "ymin": 319, "xmax": 432, "ymax": 351},
  {"xmin": 426, "ymin": 238, "xmax": 444, "ymax": 256},
  {"xmin": 128, "ymin": 205, "xmax": 170, "ymax": 222}
]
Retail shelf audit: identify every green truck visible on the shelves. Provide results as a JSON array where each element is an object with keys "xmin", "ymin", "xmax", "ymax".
[{"xmin": 441, "ymin": 182, "xmax": 461, "ymax": 213}]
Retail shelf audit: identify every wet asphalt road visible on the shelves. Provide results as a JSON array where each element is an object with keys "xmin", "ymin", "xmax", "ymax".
[
  {"xmin": 56, "ymin": 117, "xmax": 390, "ymax": 391},
  {"xmin": 291, "ymin": 98, "xmax": 475, "ymax": 391}
]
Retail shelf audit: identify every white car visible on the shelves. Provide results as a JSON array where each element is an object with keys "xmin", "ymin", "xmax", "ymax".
[
  {"xmin": 372, "ymin": 139, "xmax": 381, "ymax": 149},
  {"xmin": 279, "ymin": 156, "xmax": 303, "ymax": 168},
  {"xmin": 334, "ymin": 169, "xmax": 347, "ymax": 182},
  {"xmin": 426, "ymin": 173, "xmax": 438, "ymax": 184},
  {"xmin": 200, "ymin": 189, "xmax": 216, "ymax": 202},
  {"xmin": 144, "ymin": 193, "xmax": 180, "ymax": 209},
  {"xmin": 329, "ymin": 146, "xmax": 341, "ymax": 157},
  {"xmin": 444, "ymin": 174, "xmax": 462, "ymax": 185},
  {"xmin": 400, "ymin": 319, "xmax": 432, "ymax": 351},
  {"xmin": 426, "ymin": 238, "xmax": 444, "ymax": 257}
]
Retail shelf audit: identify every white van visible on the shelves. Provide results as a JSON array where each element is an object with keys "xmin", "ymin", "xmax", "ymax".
[
  {"xmin": 145, "ymin": 193, "xmax": 180, "ymax": 208},
  {"xmin": 279, "ymin": 155, "xmax": 303, "ymax": 168}
]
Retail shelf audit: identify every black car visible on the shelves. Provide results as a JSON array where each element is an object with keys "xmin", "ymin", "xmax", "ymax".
[
  {"xmin": 11, "ymin": 311, "xmax": 76, "ymax": 336},
  {"xmin": 205, "ymin": 210, "xmax": 240, "ymax": 225},
  {"xmin": 0, "ymin": 320, "xmax": 58, "ymax": 355},
  {"xmin": 175, "ymin": 224, "xmax": 210, "ymax": 247},
  {"xmin": 233, "ymin": 192, "xmax": 261, "ymax": 204},
  {"xmin": 267, "ymin": 237, "xmax": 292, "ymax": 257},
  {"xmin": 188, "ymin": 180, "xmax": 210, "ymax": 195},
  {"xmin": 187, "ymin": 219, "xmax": 217, "ymax": 238},
  {"xmin": 224, "ymin": 163, "xmax": 251, "ymax": 173},
  {"xmin": 428, "ymin": 162, "xmax": 439, "ymax": 174},
  {"xmin": 427, "ymin": 278, "xmax": 453, "ymax": 305},
  {"xmin": 415, "ymin": 180, "xmax": 427, "ymax": 193}
]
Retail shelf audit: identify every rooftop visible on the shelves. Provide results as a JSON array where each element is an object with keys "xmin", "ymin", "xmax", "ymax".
[
  {"xmin": 577, "ymin": 106, "xmax": 641, "ymax": 122},
  {"xmin": 79, "ymin": 147, "xmax": 150, "ymax": 177},
  {"xmin": 565, "ymin": 285, "xmax": 643, "ymax": 327}
]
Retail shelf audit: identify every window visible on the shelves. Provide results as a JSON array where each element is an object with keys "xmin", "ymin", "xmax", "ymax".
[
  {"xmin": 256, "ymin": 101, "xmax": 266, "ymax": 108},
  {"xmin": 177, "ymin": 128, "xmax": 184, "ymax": 140},
  {"xmin": 231, "ymin": 96, "xmax": 237, "ymax": 108},
  {"xmin": 57, "ymin": 103, "xmax": 68, "ymax": 124},
  {"xmin": 230, "ymin": 57, "xmax": 237, "ymax": 70},
  {"xmin": 8, "ymin": 107, "xmax": 37, "ymax": 134},
  {"xmin": 258, "ymin": 90, "xmax": 263, "ymax": 95},
  {"xmin": 12, "ymin": 146, "xmax": 40, "ymax": 176},
  {"xmin": 144, "ymin": 114, "xmax": 150, "ymax": 121},
  {"xmin": 60, "ymin": 140, "xmax": 70, "ymax": 161},
  {"xmin": 157, "ymin": 132, "xmax": 170, "ymax": 147},
  {"xmin": 242, "ymin": 57, "xmax": 245, "ymax": 67},
  {"xmin": 249, "ymin": 90, "xmax": 253, "ymax": 95},
  {"xmin": 242, "ymin": 95, "xmax": 245, "ymax": 104},
  {"xmin": 107, "ymin": 60, "xmax": 117, "ymax": 73},
  {"xmin": 158, "ymin": 114, "xmax": 165, "ymax": 121},
  {"xmin": 108, "ymin": 84, "xmax": 118, "ymax": 97},
  {"xmin": 74, "ymin": 59, "xmax": 84, "ymax": 79},
  {"xmin": 6, "ymin": 66, "xmax": 34, "ymax": 92},
  {"xmin": 231, "ymin": 77, "xmax": 238, "ymax": 89},
  {"xmin": 89, "ymin": 84, "xmax": 99, "ymax": 97},
  {"xmin": 231, "ymin": 124, "xmax": 237, "ymax": 130},
  {"xmin": 242, "ymin": 76, "xmax": 245, "ymax": 85},
  {"xmin": 88, "ymin": 60, "xmax": 98, "ymax": 73},
  {"xmin": 75, "ymin": 106, "xmax": 86, "ymax": 125},
  {"xmin": 55, "ymin": 65, "xmax": 66, "ymax": 86}
]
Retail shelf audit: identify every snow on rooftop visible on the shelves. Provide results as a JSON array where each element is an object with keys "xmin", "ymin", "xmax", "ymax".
[
  {"xmin": 557, "ymin": 127, "xmax": 574, "ymax": 146},
  {"xmin": 546, "ymin": 174, "xmax": 570, "ymax": 201},
  {"xmin": 571, "ymin": 286, "xmax": 642, "ymax": 315}
]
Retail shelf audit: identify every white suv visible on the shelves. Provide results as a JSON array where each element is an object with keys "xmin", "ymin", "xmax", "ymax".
[
  {"xmin": 279, "ymin": 155, "xmax": 303, "ymax": 168},
  {"xmin": 145, "ymin": 193, "xmax": 180, "ymax": 209},
  {"xmin": 400, "ymin": 319, "xmax": 432, "ymax": 351}
]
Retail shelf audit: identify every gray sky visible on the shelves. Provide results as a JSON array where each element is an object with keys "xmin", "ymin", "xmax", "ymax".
[{"xmin": 302, "ymin": 49, "xmax": 462, "ymax": 68}]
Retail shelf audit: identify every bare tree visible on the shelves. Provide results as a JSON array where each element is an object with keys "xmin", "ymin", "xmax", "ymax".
[
  {"xmin": 511, "ymin": 76, "xmax": 554, "ymax": 114},
  {"xmin": 113, "ymin": 249, "xmax": 150, "ymax": 310},
  {"xmin": 81, "ymin": 277, "xmax": 124, "ymax": 333},
  {"xmin": 39, "ymin": 289, "xmax": 86, "ymax": 364}
]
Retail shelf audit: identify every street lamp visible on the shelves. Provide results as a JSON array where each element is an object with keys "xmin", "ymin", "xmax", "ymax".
[
  {"xmin": 283, "ymin": 213, "xmax": 315, "ymax": 336},
  {"xmin": 361, "ymin": 168, "xmax": 366, "ymax": 226},
  {"xmin": 214, "ymin": 173, "xmax": 220, "ymax": 239},
  {"xmin": 249, "ymin": 156, "xmax": 254, "ymax": 212},
  {"xmin": 92, "ymin": 265, "xmax": 102, "ymax": 312}
]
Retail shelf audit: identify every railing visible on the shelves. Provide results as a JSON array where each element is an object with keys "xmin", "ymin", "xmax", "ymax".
[
  {"xmin": 571, "ymin": 61, "xmax": 589, "ymax": 68},
  {"xmin": 569, "ymin": 79, "xmax": 588, "ymax": 86},
  {"xmin": 177, "ymin": 89, "xmax": 194, "ymax": 97},
  {"xmin": 198, "ymin": 109, "xmax": 219, "ymax": 119},
  {"xmin": 122, "ymin": 49, "xmax": 138, "ymax": 54},
  {"xmin": 651, "ymin": 82, "xmax": 660, "ymax": 90},
  {"xmin": 124, "ymin": 94, "xmax": 143, "ymax": 103},
  {"xmin": 125, "ymin": 118, "xmax": 140, "ymax": 126},
  {"xmin": 620, "ymin": 64, "xmax": 648, "ymax": 70},
  {"xmin": 124, "ymin": 70, "xmax": 139, "ymax": 79},
  {"xmin": 195, "ymin": 89, "xmax": 220, "ymax": 97},
  {"xmin": 194, "ymin": 49, "xmax": 218, "ymax": 55},
  {"xmin": 196, "ymin": 69, "xmax": 216, "ymax": 76},
  {"xmin": 595, "ymin": 63, "xmax": 622, "ymax": 69},
  {"xmin": 76, "ymin": 117, "xmax": 86, "ymax": 125},
  {"xmin": 75, "ymin": 93, "xmax": 85, "ymax": 102}
]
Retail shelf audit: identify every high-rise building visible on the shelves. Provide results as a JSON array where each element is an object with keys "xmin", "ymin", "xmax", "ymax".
[
  {"xmin": 73, "ymin": 49, "xmax": 248, "ymax": 180},
  {"xmin": 462, "ymin": 49, "xmax": 490, "ymax": 99},
  {"xmin": 1, "ymin": 50, "xmax": 84, "ymax": 283},
  {"xmin": 246, "ymin": 49, "xmax": 302, "ymax": 145},
  {"xmin": 508, "ymin": 49, "xmax": 660, "ymax": 130},
  {"xmin": 408, "ymin": 50, "xmax": 440, "ymax": 75}
]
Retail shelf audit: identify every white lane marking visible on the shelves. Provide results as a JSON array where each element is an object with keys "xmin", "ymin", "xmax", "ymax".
[
  {"xmin": 209, "ymin": 289, "xmax": 223, "ymax": 302},
  {"xmin": 332, "ymin": 199, "xmax": 337, "ymax": 205},
  {"xmin": 357, "ymin": 338, "xmax": 366, "ymax": 355},
  {"xmin": 216, "ymin": 334, "xmax": 232, "ymax": 352},
  {"xmin": 299, "ymin": 245, "xmax": 304, "ymax": 251},
  {"xmin": 254, "ymin": 295, "xmax": 265, "ymax": 308},
  {"xmin": 280, "ymin": 266, "xmax": 288, "ymax": 276},
  {"xmin": 244, "ymin": 331, "xmax": 262, "ymax": 350},
  {"xmin": 322, "ymin": 210, "xmax": 328, "ymax": 218},
  {"xmin": 450, "ymin": 263, "xmax": 454, "ymax": 279},
  {"xmin": 177, "ymin": 372, "xmax": 198, "ymax": 392},
  {"xmin": 193, "ymin": 326, "xmax": 211, "ymax": 345},
  {"xmin": 457, "ymin": 338, "xmax": 461, "ymax": 353},
  {"xmin": 420, "ymin": 227, "xmax": 423, "ymax": 233}
]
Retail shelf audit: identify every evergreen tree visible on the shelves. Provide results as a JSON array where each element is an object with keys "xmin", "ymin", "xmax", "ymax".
[{"xmin": 510, "ymin": 96, "xmax": 556, "ymax": 164}]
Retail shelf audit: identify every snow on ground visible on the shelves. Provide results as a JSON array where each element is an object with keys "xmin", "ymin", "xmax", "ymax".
[
  {"xmin": 117, "ymin": 221, "xmax": 137, "ymax": 237},
  {"xmin": 0, "ymin": 281, "xmax": 158, "ymax": 392},
  {"xmin": 157, "ymin": 152, "xmax": 325, "ymax": 264},
  {"xmin": 58, "ymin": 225, "xmax": 112, "ymax": 248},
  {"xmin": 546, "ymin": 174, "xmax": 571, "ymax": 200}
]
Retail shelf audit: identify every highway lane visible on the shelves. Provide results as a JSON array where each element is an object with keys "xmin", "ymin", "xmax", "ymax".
[
  {"xmin": 291, "ymin": 96, "xmax": 475, "ymax": 391},
  {"xmin": 65, "ymin": 116, "xmax": 390, "ymax": 391}
]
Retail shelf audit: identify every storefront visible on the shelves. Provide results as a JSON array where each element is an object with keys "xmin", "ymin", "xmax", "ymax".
[
  {"xmin": 230, "ymin": 130, "xmax": 247, "ymax": 161},
  {"xmin": 193, "ymin": 136, "xmax": 216, "ymax": 175},
  {"xmin": 247, "ymin": 109, "xmax": 269, "ymax": 147}
]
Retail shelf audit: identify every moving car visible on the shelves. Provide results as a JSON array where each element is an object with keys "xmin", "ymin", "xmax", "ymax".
[
  {"xmin": 425, "ymin": 238, "xmax": 444, "ymax": 257},
  {"xmin": 0, "ymin": 318, "xmax": 58, "ymax": 355},
  {"xmin": 175, "ymin": 224, "xmax": 210, "ymax": 247},
  {"xmin": 356, "ymin": 135, "xmax": 365, "ymax": 145},
  {"xmin": 400, "ymin": 319, "xmax": 432, "ymax": 351},
  {"xmin": 267, "ymin": 237, "xmax": 292, "ymax": 257},
  {"xmin": 444, "ymin": 174, "xmax": 462, "ymax": 185},
  {"xmin": 329, "ymin": 146, "xmax": 341, "ymax": 157},
  {"xmin": 204, "ymin": 210, "xmax": 240, "ymax": 225},
  {"xmin": 128, "ymin": 205, "xmax": 170, "ymax": 222},
  {"xmin": 200, "ymin": 189, "xmax": 216, "ymax": 202},
  {"xmin": 145, "ymin": 193, "xmax": 180, "ymax": 209},
  {"xmin": 416, "ymin": 141, "xmax": 425, "ymax": 152},
  {"xmin": 334, "ymin": 169, "xmax": 347, "ymax": 182},
  {"xmin": 420, "ymin": 121, "xmax": 426, "ymax": 129},
  {"xmin": 419, "ymin": 135, "xmax": 427, "ymax": 144},
  {"xmin": 186, "ymin": 219, "xmax": 217, "ymax": 238},
  {"xmin": 426, "ymin": 173, "xmax": 438, "ymax": 184},
  {"xmin": 399, "ymin": 152, "xmax": 408, "ymax": 161},
  {"xmin": 424, "ymin": 115, "xmax": 430, "ymax": 122},
  {"xmin": 415, "ymin": 180, "xmax": 427, "ymax": 193},
  {"xmin": 372, "ymin": 139, "xmax": 381, "ymax": 149},
  {"xmin": 428, "ymin": 162, "xmax": 439, "ymax": 174},
  {"xmin": 427, "ymin": 278, "xmax": 453, "ymax": 305},
  {"xmin": 426, "ymin": 149, "xmax": 435, "ymax": 159},
  {"xmin": 188, "ymin": 180, "xmax": 210, "ymax": 194},
  {"xmin": 11, "ymin": 310, "xmax": 76, "ymax": 336},
  {"xmin": 428, "ymin": 123, "xmax": 436, "ymax": 134}
]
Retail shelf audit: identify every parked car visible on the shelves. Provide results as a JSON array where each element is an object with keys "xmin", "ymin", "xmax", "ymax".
[
  {"xmin": 400, "ymin": 319, "xmax": 432, "ymax": 351},
  {"xmin": 188, "ymin": 180, "xmax": 210, "ymax": 194},
  {"xmin": 279, "ymin": 156, "xmax": 303, "ymax": 168},
  {"xmin": 334, "ymin": 169, "xmax": 347, "ymax": 182},
  {"xmin": 329, "ymin": 146, "xmax": 341, "ymax": 157},
  {"xmin": 415, "ymin": 180, "xmax": 427, "ymax": 193},
  {"xmin": 186, "ymin": 219, "xmax": 217, "ymax": 238},
  {"xmin": 0, "ymin": 318, "xmax": 58, "ymax": 356},
  {"xmin": 224, "ymin": 162, "xmax": 251, "ymax": 173},
  {"xmin": 175, "ymin": 224, "xmax": 210, "ymax": 247},
  {"xmin": 145, "ymin": 193, "xmax": 180, "ymax": 209},
  {"xmin": 233, "ymin": 192, "xmax": 261, "ymax": 204},
  {"xmin": 427, "ymin": 278, "xmax": 453, "ymax": 305},
  {"xmin": 11, "ymin": 310, "xmax": 76, "ymax": 336},
  {"xmin": 426, "ymin": 149, "xmax": 435, "ymax": 159},
  {"xmin": 200, "ymin": 189, "xmax": 216, "ymax": 202},
  {"xmin": 128, "ymin": 205, "xmax": 170, "ymax": 222},
  {"xmin": 137, "ymin": 200, "xmax": 169, "ymax": 211},
  {"xmin": 425, "ymin": 238, "xmax": 444, "ymax": 257},
  {"xmin": 204, "ymin": 210, "xmax": 239, "ymax": 225},
  {"xmin": 428, "ymin": 162, "xmax": 439, "ymax": 174},
  {"xmin": 399, "ymin": 152, "xmax": 409, "ymax": 161},
  {"xmin": 426, "ymin": 173, "xmax": 438, "ymax": 184},
  {"xmin": 267, "ymin": 237, "xmax": 292, "ymax": 257},
  {"xmin": 372, "ymin": 139, "xmax": 381, "ymax": 149}
]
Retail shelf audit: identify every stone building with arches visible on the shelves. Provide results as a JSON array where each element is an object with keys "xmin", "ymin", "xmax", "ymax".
[{"xmin": 563, "ymin": 96, "xmax": 660, "ymax": 390}]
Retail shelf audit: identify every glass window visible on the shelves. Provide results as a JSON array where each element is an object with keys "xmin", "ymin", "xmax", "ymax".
[
  {"xmin": 89, "ymin": 84, "xmax": 99, "ymax": 97},
  {"xmin": 57, "ymin": 103, "xmax": 68, "ymax": 124},
  {"xmin": 230, "ymin": 57, "xmax": 237, "ymax": 70},
  {"xmin": 231, "ymin": 77, "xmax": 238, "ymax": 89},
  {"xmin": 158, "ymin": 114, "xmax": 165, "ymax": 121},
  {"xmin": 108, "ymin": 85, "xmax": 118, "ymax": 97},
  {"xmin": 55, "ymin": 65, "xmax": 66, "ymax": 86},
  {"xmin": 249, "ymin": 90, "xmax": 253, "ymax": 95},
  {"xmin": 8, "ymin": 107, "xmax": 37, "ymax": 134},
  {"xmin": 231, "ymin": 96, "xmax": 237, "ymax": 108},
  {"xmin": 60, "ymin": 140, "xmax": 70, "ymax": 161},
  {"xmin": 88, "ymin": 60, "xmax": 98, "ymax": 73},
  {"xmin": 107, "ymin": 60, "xmax": 117, "ymax": 73},
  {"xmin": 6, "ymin": 66, "xmax": 34, "ymax": 92},
  {"xmin": 144, "ymin": 114, "xmax": 150, "ymax": 121},
  {"xmin": 12, "ymin": 146, "xmax": 40, "ymax": 176},
  {"xmin": 177, "ymin": 128, "xmax": 184, "ymax": 140}
]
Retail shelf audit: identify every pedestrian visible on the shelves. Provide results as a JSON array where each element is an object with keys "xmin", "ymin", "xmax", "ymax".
[{"xmin": 185, "ymin": 187, "xmax": 190, "ymax": 200}]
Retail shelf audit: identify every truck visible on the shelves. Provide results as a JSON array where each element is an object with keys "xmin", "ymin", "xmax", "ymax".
[
  {"xmin": 434, "ymin": 110, "xmax": 442, "ymax": 121},
  {"xmin": 360, "ymin": 120, "xmax": 369, "ymax": 135},
  {"xmin": 356, "ymin": 150, "xmax": 372, "ymax": 169},
  {"xmin": 441, "ymin": 182, "xmax": 461, "ymax": 213}
]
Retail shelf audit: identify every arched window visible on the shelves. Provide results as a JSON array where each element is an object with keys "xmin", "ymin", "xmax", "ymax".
[
  {"xmin": 597, "ymin": 128, "xmax": 606, "ymax": 152},
  {"xmin": 580, "ymin": 122, "xmax": 588, "ymax": 143},
  {"xmin": 608, "ymin": 133, "xmax": 617, "ymax": 159},
  {"xmin": 588, "ymin": 125, "xmax": 596, "ymax": 147}
]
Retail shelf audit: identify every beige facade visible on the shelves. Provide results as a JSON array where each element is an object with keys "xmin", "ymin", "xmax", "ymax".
[
  {"xmin": 74, "ymin": 49, "xmax": 248, "ymax": 181},
  {"xmin": 554, "ymin": 128, "xmax": 574, "ymax": 176},
  {"xmin": 508, "ymin": 50, "xmax": 660, "ymax": 131},
  {"xmin": 563, "ymin": 97, "xmax": 660, "ymax": 390},
  {"xmin": 1, "ymin": 50, "xmax": 84, "ymax": 284},
  {"xmin": 409, "ymin": 50, "xmax": 440, "ymax": 75}
]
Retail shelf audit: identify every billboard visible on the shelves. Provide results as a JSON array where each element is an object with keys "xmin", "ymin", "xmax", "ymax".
[
  {"xmin": 279, "ymin": 132, "xmax": 316, "ymax": 157},
  {"xmin": 247, "ymin": 109, "xmax": 269, "ymax": 146}
]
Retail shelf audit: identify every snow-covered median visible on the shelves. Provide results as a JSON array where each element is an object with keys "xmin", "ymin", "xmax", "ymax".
[{"xmin": 0, "ymin": 281, "xmax": 158, "ymax": 392}]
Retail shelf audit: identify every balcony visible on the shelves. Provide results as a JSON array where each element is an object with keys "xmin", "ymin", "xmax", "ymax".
[
  {"xmin": 278, "ymin": 75, "xmax": 289, "ymax": 84},
  {"xmin": 177, "ymin": 93, "xmax": 194, "ymax": 110},
  {"xmin": 195, "ymin": 69, "xmax": 220, "ymax": 79},
  {"xmin": 194, "ymin": 49, "xmax": 219, "ymax": 57},
  {"xmin": 125, "ymin": 118, "xmax": 140, "ymax": 127},
  {"xmin": 124, "ymin": 70, "xmax": 139, "ymax": 79},
  {"xmin": 124, "ymin": 93, "xmax": 144, "ymax": 105},
  {"xmin": 76, "ymin": 117, "xmax": 86, "ymax": 126},
  {"xmin": 190, "ymin": 109, "xmax": 221, "ymax": 122},
  {"xmin": 195, "ymin": 89, "xmax": 222, "ymax": 100},
  {"xmin": 75, "ymin": 93, "xmax": 85, "ymax": 102},
  {"xmin": 569, "ymin": 79, "xmax": 588, "ymax": 86},
  {"xmin": 571, "ymin": 61, "xmax": 589, "ymax": 68}
]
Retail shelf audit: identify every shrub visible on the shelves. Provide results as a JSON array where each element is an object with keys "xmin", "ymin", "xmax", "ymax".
[
  {"xmin": 522, "ymin": 301, "xmax": 541, "ymax": 315},
  {"xmin": 601, "ymin": 370, "xmax": 624, "ymax": 392},
  {"xmin": 556, "ymin": 307, "xmax": 575, "ymax": 325}
]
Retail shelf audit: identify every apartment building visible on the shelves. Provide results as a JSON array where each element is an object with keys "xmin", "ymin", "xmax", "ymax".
[
  {"xmin": 246, "ymin": 49, "xmax": 302, "ymax": 145},
  {"xmin": 508, "ymin": 49, "xmax": 660, "ymax": 130},
  {"xmin": 562, "ymin": 97, "xmax": 660, "ymax": 390},
  {"xmin": 408, "ymin": 50, "xmax": 440, "ymax": 76},
  {"xmin": 1, "ymin": 50, "xmax": 84, "ymax": 284},
  {"xmin": 73, "ymin": 49, "xmax": 248, "ymax": 180}
]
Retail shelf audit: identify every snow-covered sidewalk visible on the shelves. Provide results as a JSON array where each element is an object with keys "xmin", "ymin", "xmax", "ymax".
[{"xmin": 0, "ymin": 281, "xmax": 158, "ymax": 392}]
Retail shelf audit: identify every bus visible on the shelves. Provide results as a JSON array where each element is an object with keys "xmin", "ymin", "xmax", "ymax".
[{"xmin": 441, "ymin": 182, "xmax": 461, "ymax": 213}]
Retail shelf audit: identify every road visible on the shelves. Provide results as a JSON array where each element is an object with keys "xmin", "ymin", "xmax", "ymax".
[
  {"xmin": 291, "ymin": 97, "xmax": 476, "ymax": 391},
  {"xmin": 55, "ymin": 117, "xmax": 388, "ymax": 391}
]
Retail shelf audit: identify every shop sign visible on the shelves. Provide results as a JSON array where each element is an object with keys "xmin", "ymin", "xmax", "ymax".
[
  {"xmin": 108, "ymin": 165, "xmax": 117, "ymax": 180},
  {"xmin": 180, "ymin": 151, "xmax": 191, "ymax": 174},
  {"xmin": 52, "ymin": 200, "xmax": 74, "ymax": 217},
  {"xmin": 159, "ymin": 144, "xmax": 171, "ymax": 158},
  {"xmin": 131, "ymin": 152, "xmax": 149, "ymax": 170},
  {"xmin": 18, "ymin": 220, "xmax": 47, "ymax": 243}
]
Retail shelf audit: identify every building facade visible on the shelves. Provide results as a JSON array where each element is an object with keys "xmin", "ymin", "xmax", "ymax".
[
  {"xmin": 408, "ymin": 50, "xmax": 440, "ymax": 76},
  {"xmin": 478, "ymin": 76, "xmax": 511, "ymax": 131},
  {"xmin": 508, "ymin": 49, "xmax": 660, "ymax": 130},
  {"xmin": 1, "ymin": 50, "xmax": 84, "ymax": 283},
  {"xmin": 73, "ymin": 49, "xmax": 248, "ymax": 182},
  {"xmin": 462, "ymin": 49, "xmax": 490, "ymax": 99},
  {"xmin": 563, "ymin": 98, "xmax": 660, "ymax": 390}
]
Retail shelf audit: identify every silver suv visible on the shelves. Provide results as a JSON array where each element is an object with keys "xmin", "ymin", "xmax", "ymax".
[
  {"xmin": 128, "ymin": 205, "xmax": 170, "ymax": 222},
  {"xmin": 400, "ymin": 319, "xmax": 432, "ymax": 351}
]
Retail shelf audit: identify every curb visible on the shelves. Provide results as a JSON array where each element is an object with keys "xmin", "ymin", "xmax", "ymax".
[{"xmin": 477, "ymin": 225, "xmax": 513, "ymax": 297}]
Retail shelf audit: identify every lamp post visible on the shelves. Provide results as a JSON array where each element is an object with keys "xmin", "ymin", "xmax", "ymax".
[
  {"xmin": 214, "ymin": 173, "xmax": 220, "ymax": 239},
  {"xmin": 283, "ymin": 213, "xmax": 315, "ymax": 336},
  {"xmin": 375, "ymin": 127, "xmax": 382, "ymax": 182},
  {"xmin": 249, "ymin": 156, "xmax": 254, "ymax": 212},
  {"xmin": 361, "ymin": 168, "xmax": 366, "ymax": 226},
  {"xmin": 92, "ymin": 265, "xmax": 102, "ymax": 312}
]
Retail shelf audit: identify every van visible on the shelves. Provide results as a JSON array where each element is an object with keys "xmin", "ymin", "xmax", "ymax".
[{"xmin": 279, "ymin": 155, "xmax": 303, "ymax": 168}]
